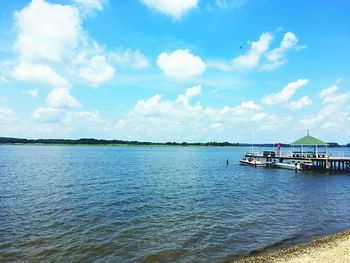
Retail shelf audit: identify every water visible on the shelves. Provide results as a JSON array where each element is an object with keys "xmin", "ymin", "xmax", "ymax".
[{"xmin": 1, "ymin": 145, "xmax": 350, "ymax": 262}]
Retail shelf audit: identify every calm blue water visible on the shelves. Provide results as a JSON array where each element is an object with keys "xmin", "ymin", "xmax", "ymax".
[{"xmin": 1, "ymin": 145, "xmax": 350, "ymax": 262}]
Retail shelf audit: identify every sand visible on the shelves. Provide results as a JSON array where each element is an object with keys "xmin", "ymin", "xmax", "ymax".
[{"xmin": 233, "ymin": 230, "xmax": 350, "ymax": 263}]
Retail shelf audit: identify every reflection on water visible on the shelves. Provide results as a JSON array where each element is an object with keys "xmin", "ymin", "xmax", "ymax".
[{"xmin": 1, "ymin": 145, "xmax": 350, "ymax": 262}]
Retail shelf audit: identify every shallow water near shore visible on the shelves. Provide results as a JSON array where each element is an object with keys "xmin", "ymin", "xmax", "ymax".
[{"xmin": 1, "ymin": 145, "xmax": 350, "ymax": 262}]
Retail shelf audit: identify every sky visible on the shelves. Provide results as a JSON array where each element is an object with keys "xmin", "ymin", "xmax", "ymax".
[{"xmin": 0, "ymin": 0, "xmax": 349, "ymax": 143}]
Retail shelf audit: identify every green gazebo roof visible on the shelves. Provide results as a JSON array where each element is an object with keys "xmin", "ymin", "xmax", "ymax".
[{"xmin": 291, "ymin": 135, "xmax": 328, "ymax": 146}]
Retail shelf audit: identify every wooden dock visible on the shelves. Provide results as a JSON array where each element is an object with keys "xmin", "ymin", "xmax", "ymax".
[
  {"xmin": 245, "ymin": 151, "xmax": 350, "ymax": 172},
  {"xmin": 243, "ymin": 133, "xmax": 350, "ymax": 172}
]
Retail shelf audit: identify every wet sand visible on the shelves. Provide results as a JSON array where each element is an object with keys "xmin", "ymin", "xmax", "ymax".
[{"xmin": 233, "ymin": 229, "xmax": 350, "ymax": 263}]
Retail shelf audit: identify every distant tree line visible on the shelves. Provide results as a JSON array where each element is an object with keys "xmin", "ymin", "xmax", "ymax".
[
  {"xmin": 0, "ymin": 137, "xmax": 241, "ymax": 146},
  {"xmin": 0, "ymin": 137, "xmax": 158, "ymax": 145},
  {"xmin": 0, "ymin": 137, "xmax": 347, "ymax": 147}
]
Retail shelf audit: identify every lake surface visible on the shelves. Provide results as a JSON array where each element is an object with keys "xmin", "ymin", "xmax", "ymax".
[{"xmin": 1, "ymin": 145, "xmax": 350, "ymax": 262}]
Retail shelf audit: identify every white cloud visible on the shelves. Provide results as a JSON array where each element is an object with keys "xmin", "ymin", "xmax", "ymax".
[
  {"xmin": 32, "ymin": 107, "xmax": 63, "ymax": 122},
  {"xmin": 240, "ymin": 100, "xmax": 261, "ymax": 110},
  {"xmin": 141, "ymin": 0, "xmax": 198, "ymax": 19},
  {"xmin": 157, "ymin": 49, "xmax": 206, "ymax": 81},
  {"xmin": 63, "ymin": 110, "xmax": 104, "ymax": 123},
  {"xmin": 14, "ymin": 0, "xmax": 81, "ymax": 63},
  {"xmin": 31, "ymin": 107, "xmax": 108, "ymax": 132},
  {"xmin": 0, "ymin": 76, "xmax": 8, "ymax": 83},
  {"xmin": 78, "ymin": 55, "xmax": 115, "ymax": 86},
  {"xmin": 299, "ymin": 84, "xmax": 350, "ymax": 135},
  {"xmin": 12, "ymin": 62, "xmax": 70, "ymax": 88},
  {"xmin": 259, "ymin": 114, "xmax": 294, "ymax": 132},
  {"xmin": 14, "ymin": 0, "xmax": 115, "ymax": 90},
  {"xmin": 176, "ymin": 85, "xmax": 201, "ymax": 104},
  {"xmin": 111, "ymin": 49, "xmax": 149, "ymax": 69},
  {"xmin": 288, "ymin": 96, "xmax": 312, "ymax": 110},
  {"xmin": 208, "ymin": 31, "xmax": 302, "ymax": 72},
  {"xmin": 319, "ymin": 85, "xmax": 337, "ymax": 99},
  {"xmin": 12, "ymin": 62, "xmax": 81, "ymax": 112},
  {"xmin": 232, "ymin": 32, "xmax": 273, "ymax": 71},
  {"xmin": 261, "ymin": 32, "xmax": 299, "ymax": 71},
  {"xmin": 47, "ymin": 87, "xmax": 81, "ymax": 108},
  {"xmin": 74, "ymin": 0, "xmax": 104, "ymax": 14},
  {"xmin": 185, "ymin": 85, "xmax": 201, "ymax": 97},
  {"xmin": 0, "ymin": 107, "xmax": 16, "ymax": 123},
  {"xmin": 210, "ymin": 122, "xmax": 223, "ymax": 130},
  {"xmin": 23, "ymin": 88, "xmax": 39, "ymax": 98},
  {"xmin": 115, "ymin": 86, "xmax": 269, "ymax": 141},
  {"xmin": 320, "ymin": 85, "xmax": 349, "ymax": 104},
  {"xmin": 262, "ymin": 79, "xmax": 309, "ymax": 105}
]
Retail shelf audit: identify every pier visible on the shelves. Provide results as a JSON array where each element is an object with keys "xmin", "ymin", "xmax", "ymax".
[
  {"xmin": 243, "ymin": 133, "xmax": 350, "ymax": 172},
  {"xmin": 245, "ymin": 152, "xmax": 350, "ymax": 172}
]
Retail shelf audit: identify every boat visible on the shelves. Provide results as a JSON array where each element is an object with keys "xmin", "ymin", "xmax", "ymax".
[
  {"xmin": 239, "ymin": 131, "xmax": 265, "ymax": 167},
  {"xmin": 240, "ymin": 155, "xmax": 264, "ymax": 167},
  {"xmin": 273, "ymin": 160, "xmax": 303, "ymax": 170}
]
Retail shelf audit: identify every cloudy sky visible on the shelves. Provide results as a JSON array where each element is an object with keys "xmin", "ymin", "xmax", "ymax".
[{"xmin": 0, "ymin": 0, "xmax": 349, "ymax": 143}]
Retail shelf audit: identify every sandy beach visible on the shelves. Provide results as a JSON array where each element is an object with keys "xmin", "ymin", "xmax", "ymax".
[{"xmin": 234, "ymin": 230, "xmax": 350, "ymax": 263}]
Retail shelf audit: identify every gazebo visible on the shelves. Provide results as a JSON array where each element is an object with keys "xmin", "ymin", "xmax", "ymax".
[{"xmin": 291, "ymin": 132, "xmax": 328, "ymax": 158}]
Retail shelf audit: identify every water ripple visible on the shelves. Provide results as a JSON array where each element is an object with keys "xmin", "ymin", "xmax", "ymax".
[{"xmin": 1, "ymin": 145, "xmax": 350, "ymax": 262}]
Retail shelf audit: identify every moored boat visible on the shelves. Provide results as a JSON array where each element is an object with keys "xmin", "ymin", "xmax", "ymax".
[
  {"xmin": 240, "ymin": 156, "xmax": 264, "ymax": 167},
  {"xmin": 274, "ymin": 161, "xmax": 302, "ymax": 170}
]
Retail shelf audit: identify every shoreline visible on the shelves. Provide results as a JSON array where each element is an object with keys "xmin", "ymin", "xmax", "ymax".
[
  {"xmin": 0, "ymin": 143, "xmax": 247, "ymax": 147},
  {"xmin": 233, "ymin": 229, "xmax": 350, "ymax": 263}
]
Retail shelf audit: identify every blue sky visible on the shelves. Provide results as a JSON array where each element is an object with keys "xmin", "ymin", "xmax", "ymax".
[{"xmin": 0, "ymin": 0, "xmax": 349, "ymax": 143}]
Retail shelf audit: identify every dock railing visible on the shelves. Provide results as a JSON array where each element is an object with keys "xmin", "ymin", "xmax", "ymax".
[
  {"xmin": 328, "ymin": 151, "xmax": 349, "ymax": 159},
  {"xmin": 245, "ymin": 150, "xmax": 350, "ymax": 160}
]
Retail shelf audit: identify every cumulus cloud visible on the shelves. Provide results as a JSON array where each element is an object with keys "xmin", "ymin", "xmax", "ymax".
[
  {"xmin": 14, "ymin": 0, "xmax": 115, "ymax": 88},
  {"xmin": 157, "ymin": 49, "xmax": 206, "ymax": 81},
  {"xmin": 299, "ymin": 84, "xmax": 350, "ymax": 134},
  {"xmin": 32, "ymin": 107, "xmax": 106, "ymax": 125},
  {"xmin": 208, "ymin": 31, "xmax": 301, "ymax": 72},
  {"xmin": 78, "ymin": 55, "xmax": 115, "ymax": 86},
  {"xmin": 12, "ymin": 62, "xmax": 80, "ymax": 110},
  {"xmin": 176, "ymin": 85, "xmax": 201, "ymax": 104},
  {"xmin": 111, "ymin": 49, "xmax": 149, "ymax": 69},
  {"xmin": 320, "ymin": 85, "xmax": 349, "ymax": 104},
  {"xmin": 240, "ymin": 100, "xmax": 261, "ymax": 110},
  {"xmin": 74, "ymin": 0, "xmax": 105, "ymax": 14},
  {"xmin": 14, "ymin": 0, "xmax": 81, "ymax": 63},
  {"xmin": 288, "ymin": 96, "xmax": 312, "ymax": 110},
  {"xmin": 47, "ymin": 88, "xmax": 81, "ymax": 108},
  {"xmin": 32, "ymin": 107, "xmax": 63, "ymax": 122},
  {"xmin": 10, "ymin": 0, "xmax": 119, "ymax": 133},
  {"xmin": 63, "ymin": 110, "xmax": 105, "ymax": 124},
  {"xmin": 261, "ymin": 32, "xmax": 299, "ymax": 71},
  {"xmin": 262, "ymin": 79, "xmax": 309, "ymax": 105},
  {"xmin": 12, "ymin": 63, "xmax": 80, "ymax": 116},
  {"xmin": 0, "ymin": 107, "xmax": 16, "ymax": 123},
  {"xmin": 232, "ymin": 32, "xmax": 273, "ymax": 71},
  {"xmin": 319, "ymin": 85, "xmax": 338, "ymax": 99},
  {"xmin": 11, "ymin": 0, "xmax": 120, "ymax": 132},
  {"xmin": 12, "ymin": 62, "xmax": 70, "ymax": 88},
  {"xmin": 141, "ymin": 0, "xmax": 198, "ymax": 19},
  {"xmin": 31, "ymin": 107, "xmax": 109, "ymax": 135},
  {"xmin": 115, "ymin": 86, "xmax": 268, "ymax": 141}
]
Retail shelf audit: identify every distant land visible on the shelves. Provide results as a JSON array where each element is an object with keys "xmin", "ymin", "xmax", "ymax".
[{"xmin": 0, "ymin": 137, "xmax": 349, "ymax": 147}]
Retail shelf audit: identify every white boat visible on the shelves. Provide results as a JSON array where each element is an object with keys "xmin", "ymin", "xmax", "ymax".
[
  {"xmin": 239, "ymin": 131, "xmax": 265, "ymax": 167},
  {"xmin": 240, "ymin": 156, "xmax": 264, "ymax": 167},
  {"xmin": 273, "ymin": 161, "xmax": 303, "ymax": 170}
]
